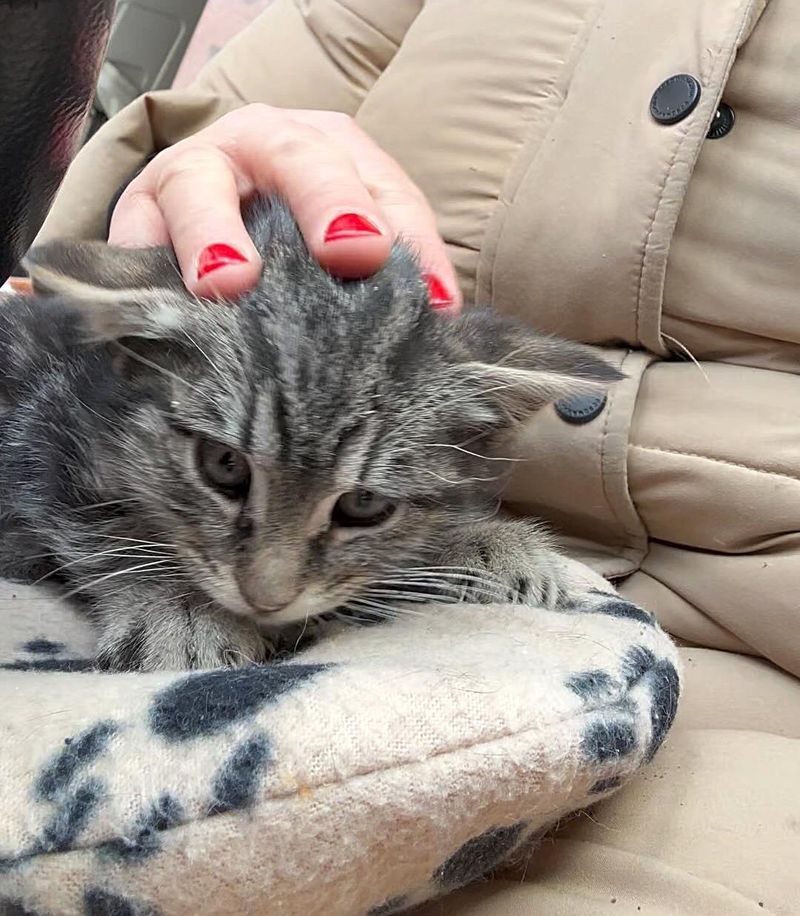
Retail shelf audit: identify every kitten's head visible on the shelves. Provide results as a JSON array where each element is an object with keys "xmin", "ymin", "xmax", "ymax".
[{"xmin": 26, "ymin": 198, "xmax": 621, "ymax": 624}]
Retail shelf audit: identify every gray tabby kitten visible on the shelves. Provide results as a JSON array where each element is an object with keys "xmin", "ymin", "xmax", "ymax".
[{"xmin": 0, "ymin": 197, "xmax": 620, "ymax": 671}]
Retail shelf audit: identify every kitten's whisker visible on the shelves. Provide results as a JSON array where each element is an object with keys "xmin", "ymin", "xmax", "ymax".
[
  {"xmin": 414, "ymin": 467, "xmax": 505, "ymax": 486},
  {"xmin": 335, "ymin": 606, "xmax": 379, "ymax": 625},
  {"xmin": 74, "ymin": 498, "xmax": 140, "ymax": 512},
  {"xmin": 371, "ymin": 582, "xmax": 506, "ymax": 603},
  {"xmin": 92, "ymin": 575, "xmax": 189, "ymax": 603},
  {"xmin": 181, "ymin": 329, "xmax": 233, "ymax": 388},
  {"xmin": 374, "ymin": 573, "xmax": 507, "ymax": 590},
  {"xmin": 32, "ymin": 544, "xmax": 173, "ymax": 584},
  {"xmin": 73, "ymin": 395, "xmax": 119, "ymax": 428},
  {"xmin": 113, "ymin": 343, "xmax": 218, "ymax": 405},
  {"xmin": 90, "ymin": 534, "xmax": 174, "ymax": 549},
  {"xmin": 381, "ymin": 566, "xmax": 506, "ymax": 585},
  {"xmin": 390, "ymin": 583, "xmax": 504, "ymax": 599},
  {"xmin": 347, "ymin": 596, "xmax": 425, "ymax": 618},
  {"xmin": 339, "ymin": 602, "xmax": 396, "ymax": 622},
  {"xmin": 361, "ymin": 588, "xmax": 458, "ymax": 604},
  {"xmin": 422, "ymin": 443, "xmax": 524, "ymax": 463},
  {"xmin": 63, "ymin": 560, "xmax": 184, "ymax": 600}
]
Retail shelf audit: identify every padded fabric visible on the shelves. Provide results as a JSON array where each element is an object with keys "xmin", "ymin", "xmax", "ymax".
[{"xmin": 0, "ymin": 559, "xmax": 680, "ymax": 915}]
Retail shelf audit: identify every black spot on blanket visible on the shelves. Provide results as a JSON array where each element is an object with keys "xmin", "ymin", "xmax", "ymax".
[
  {"xmin": 434, "ymin": 822, "xmax": 527, "ymax": 887},
  {"xmin": 368, "ymin": 895, "xmax": 410, "ymax": 915},
  {"xmin": 590, "ymin": 595, "xmax": 654, "ymax": 627},
  {"xmin": 149, "ymin": 663, "xmax": 329, "ymax": 741},
  {"xmin": 0, "ymin": 658, "xmax": 95, "ymax": 672},
  {"xmin": 99, "ymin": 793, "xmax": 184, "ymax": 861},
  {"xmin": 38, "ymin": 778, "xmax": 104, "ymax": 854},
  {"xmin": 645, "ymin": 659, "xmax": 680, "ymax": 761},
  {"xmin": 209, "ymin": 733, "xmax": 272, "ymax": 815},
  {"xmin": 37, "ymin": 721, "xmax": 118, "ymax": 801},
  {"xmin": 0, "ymin": 900, "xmax": 45, "ymax": 916},
  {"xmin": 567, "ymin": 669, "xmax": 615, "ymax": 699},
  {"xmin": 84, "ymin": 887, "xmax": 158, "ymax": 916},
  {"xmin": 618, "ymin": 646, "xmax": 680, "ymax": 760},
  {"xmin": 589, "ymin": 775, "xmax": 623, "ymax": 794},
  {"xmin": 581, "ymin": 718, "xmax": 637, "ymax": 764},
  {"xmin": 621, "ymin": 645, "xmax": 656, "ymax": 684},
  {"xmin": 22, "ymin": 638, "xmax": 65, "ymax": 655}
]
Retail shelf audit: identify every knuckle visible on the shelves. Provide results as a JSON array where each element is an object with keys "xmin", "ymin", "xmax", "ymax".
[
  {"xmin": 115, "ymin": 183, "xmax": 153, "ymax": 213},
  {"xmin": 267, "ymin": 121, "xmax": 326, "ymax": 160},
  {"xmin": 155, "ymin": 145, "xmax": 227, "ymax": 193},
  {"xmin": 311, "ymin": 109, "xmax": 355, "ymax": 132},
  {"xmin": 368, "ymin": 178, "xmax": 429, "ymax": 211},
  {"xmin": 232, "ymin": 102, "xmax": 276, "ymax": 126}
]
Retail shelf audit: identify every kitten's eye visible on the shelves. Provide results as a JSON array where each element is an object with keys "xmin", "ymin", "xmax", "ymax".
[
  {"xmin": 332, "ymin": 490, "xmax": 397, "ymax": 528},
  {"xmin": 196, "ymin": 439, "xmax": 251, "ymax": 499}
]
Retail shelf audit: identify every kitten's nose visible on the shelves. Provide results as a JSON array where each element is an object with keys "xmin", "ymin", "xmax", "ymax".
[
  {"xmin": 238, "ymin": 568, "xmax": 300, "ymax": 614},
  {"xmin": 239, "ymin": 544, "xmax": 305, "ymax": 613},
  {"xmin": 240, "ymin": 585, "xmax": 300, "ymax": 615},
  {"xmin": 251, "ymin": 601, "xmax": 293, "ymax": 615}
]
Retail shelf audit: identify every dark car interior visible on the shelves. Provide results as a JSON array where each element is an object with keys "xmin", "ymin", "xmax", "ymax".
[{"xmin": 0, "ymin": 0, "xmax": 208, "ymax": 285}]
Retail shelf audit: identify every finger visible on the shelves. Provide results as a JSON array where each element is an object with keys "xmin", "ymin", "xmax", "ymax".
[
  {"xmin": 108, "ymin": 185, "xmax": 171, "ymax": 248},
  {"xmin": 208, "ymin": 107, "xmax": 392, "ymax": 280},
  {"xmin": 112, "ymin": 144, "xmax": 262, "ymax": 300},
  {"xmin": 286, "ymin": 111, "xmax": 462, "ymax": 312},
  {"xmin": 374, "ymin": 189, "xmax": 461, "ymax": 314}
]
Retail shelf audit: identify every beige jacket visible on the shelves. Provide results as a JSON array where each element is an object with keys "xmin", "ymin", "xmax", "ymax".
[{"xmin": 39, "ymin": 2, "xmax": 800, "ymax": 911}]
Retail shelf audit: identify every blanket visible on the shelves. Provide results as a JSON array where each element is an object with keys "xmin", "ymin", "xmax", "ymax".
[{"xmin": 0, "ymin": 558, "xmax": 680, "ymax": 915}]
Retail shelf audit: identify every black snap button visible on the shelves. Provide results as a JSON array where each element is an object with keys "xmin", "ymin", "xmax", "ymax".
[
  {"xmin": 706, "ymin": 102, "xmax": 735, "ymax": 139},
  {"xmin": 650, "ymin": 74, "xmax": 701, "ymax": 125},
  {"xmin": 555, "ymin": 393, "xmax": 608, "ymax": 425}
]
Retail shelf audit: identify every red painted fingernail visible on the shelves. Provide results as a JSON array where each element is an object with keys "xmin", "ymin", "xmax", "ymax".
[
  {"xmin": 424, "ymin": 273, "xmax": 454, "ymax": 310},
  {"xmin": 197, "ymin": 243, "xmax": 248, "ymax": 279},
  {"xmin": 323, "ymin": 213, "xmax": 383, "ymax": 243}
]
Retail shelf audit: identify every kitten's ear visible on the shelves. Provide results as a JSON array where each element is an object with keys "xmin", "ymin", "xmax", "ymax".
[
  {"xmin": 449, "ymin": 310, "xmax": 623, "ymax": 423},
  {"xmin": 23, "ymin": 240, "xmax": 193, "ymax": 342},
  {"xmin": 25, "ymin": 239, "xmax": 183, "ymax": 295}
]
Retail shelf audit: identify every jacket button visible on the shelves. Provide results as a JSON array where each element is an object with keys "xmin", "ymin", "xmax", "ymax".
[
  {"xmin": 706, "ymin": 102, "xmax": 735, "ymax": 139},
  {"xmin": 555, "ymin": 393, "xmax": 608, "ymax": 425},
  {"xmin": 650, "ymin": 74, "xmax": 701, "ymax": 125}
]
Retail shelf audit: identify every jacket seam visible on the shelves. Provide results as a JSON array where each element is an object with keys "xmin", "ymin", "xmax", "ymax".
[
  {"xmin": 481, "ymin": 0, "xmax": 606, "ymax": 308},
  {"xmin": 633, "ymin": 0, "xmax": 763, "ymax": 351},
  {"xmin": 630, "ymin": 443, "xmax": 800, "ymax": 487},
  {"xmin": 321, "ymin": 0, "xmax": 404, "ymax": 49},
  {"xmin": 298, "ymin": 0, "xmax": 417, "ymax": 99},
  {"xmin": 633, "ymin": 124, "xmax": 688, "ymax": 346},
  {"xmin": 600, "ymin": 351, "xmax": 646, "ymax": 548}
]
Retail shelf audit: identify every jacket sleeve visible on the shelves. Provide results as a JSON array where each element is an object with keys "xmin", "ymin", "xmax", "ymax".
[{"xmin": 36, "ymin": 0, "xmax": 423, "ymax": 243}]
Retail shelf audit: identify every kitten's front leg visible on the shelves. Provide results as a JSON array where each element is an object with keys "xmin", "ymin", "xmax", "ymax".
[
  {"xmin": 435, "ymin": 519, "xmax": 593, "ymax": 610},
  {"xmin": 91, "ymin": 588, "xmax": 270, "ymax": 671}
]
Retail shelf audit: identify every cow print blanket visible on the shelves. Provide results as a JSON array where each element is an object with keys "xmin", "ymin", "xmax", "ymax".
[{"xmin": 0, "ymin": 558, "xmax": 680, "ymax": 915}]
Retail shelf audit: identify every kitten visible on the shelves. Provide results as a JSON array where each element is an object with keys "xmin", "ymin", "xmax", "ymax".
[{"xmin": 0, "ymin": 198, "xmax": 620, "ymax": 671}]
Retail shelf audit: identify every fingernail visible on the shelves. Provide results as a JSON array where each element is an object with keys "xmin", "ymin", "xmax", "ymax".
[
  {"xmin": 197, "ymin": 243, "xmax": 248, "ymax": 279},
  {"xmin": 424, "ymin": 273, "xmax": 454, "ymax": 310},
  {"xmin": 323, "ymin": 213, "xmax": 383, "ymax": 243}
]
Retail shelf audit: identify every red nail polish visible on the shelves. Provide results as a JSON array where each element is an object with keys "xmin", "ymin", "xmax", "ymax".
[
  {"xmin": 323, "ymin": 213, "xmax": 382, "ymax": 243},
  {"xmin": 424, "ymin": 273, "xmax": 454, "ymax": 309},
  {"xmin": 197, "ymin": 243, "xmax": 248, "ymax": 279}
]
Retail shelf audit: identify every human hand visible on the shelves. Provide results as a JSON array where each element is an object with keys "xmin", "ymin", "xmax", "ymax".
[{"xmin": 108, "ymin": 104, "xmax": 460, "ymax": 311}]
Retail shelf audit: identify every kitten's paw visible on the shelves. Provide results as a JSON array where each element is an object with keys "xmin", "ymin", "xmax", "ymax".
[
  {"xmin": 96, "ymin": 606, "xmax": 270, "ymax": 672},
  {"xmin": 435, "ymin": 520, "xmax": 582, "ymax": 610}
]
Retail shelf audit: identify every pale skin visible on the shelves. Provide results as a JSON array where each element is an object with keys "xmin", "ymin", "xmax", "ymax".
[{"xmin": 104, "ymin": 104, "xmax": 462, "ymax": 312}]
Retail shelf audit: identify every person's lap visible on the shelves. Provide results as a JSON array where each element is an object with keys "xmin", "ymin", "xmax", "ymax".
[{"xmin": 417, "ymin": 648, "xmax": 800, "ymax": 915}]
